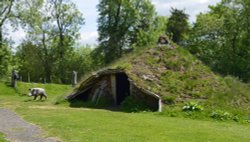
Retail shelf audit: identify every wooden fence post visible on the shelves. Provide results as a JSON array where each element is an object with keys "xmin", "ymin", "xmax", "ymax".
[
  {"xmin": 11, "ymin": 70, "xmax": 18, "ymax": 88},
  {"xmin": 72, "ymin": 71, "xmax": 77, "ymax": 87},
  {"xmin": 28, "ymin": 73, "xmax": 30, "ymax": 83}
]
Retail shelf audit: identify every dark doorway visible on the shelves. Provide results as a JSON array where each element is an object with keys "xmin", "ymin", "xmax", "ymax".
[
  {"xmin": 73, "ymin": 87, "xmax": 92, "ymax": 101},
  {"xmin": 116, "ymin": 73, "xmax": 130, "ymax": 105}
]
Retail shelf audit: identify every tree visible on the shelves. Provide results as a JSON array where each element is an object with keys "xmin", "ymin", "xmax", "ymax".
[
  {"xmin": 0, "ymin": 0, "xmax": 14, "ymax": 48},
  {"xmin": 68, "ymin": 45, "xmax": 95, "ymax": 79},
  {"xmin": 187, "ymin": 0, "xmax": 250, "ymax": 82},
  {"xmin": 187, "ymin": 13, "xmax": 224, "ymax": 66},
  {"xmin": 19, "ymin": 0, "xmax": 56, "ymax": 83},
  {"xmin": 49, "ymin": 0, "xmax": 84, "ymax": 83},
  {"xmin": 0, "ymin": 0, "xmax": 18, "ymax": 78},
  {"xmin": 1, "ymin": 0, "xmax": 44, "ymax": 79},
  {"xmin": 0, "ymin": 45, "xmax": 11, "ymax": 78},
  {"xmin": 133, "ymin": 16, "xmax": 168, "ymax": 48},
  {"xmin": 16, "ymin": 41, "xmax": 44, "ymax": 82},
  {"xmin": 166, "ymin": 8, "xmax": 189, "ymax": 43},
  {"xmin": 15, "ymin": 0, "xmax": 84, "ymax": 83},
  {"xmin": 97, "ymin": 0, "xmax": 156, "ymax": 64}
]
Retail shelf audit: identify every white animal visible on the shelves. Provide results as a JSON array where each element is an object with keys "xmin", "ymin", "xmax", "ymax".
[{"xmin": 28, "ymin": 88, "xmax": 47, "ymax": 100}]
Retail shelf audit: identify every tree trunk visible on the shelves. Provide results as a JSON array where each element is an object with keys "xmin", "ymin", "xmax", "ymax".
[
  {"xmin": 114, "ymin": 1, "xmax": 122, "ymax": 58},
  {"xmin": 0, "ymin": 26, "xmax": 2, "ymax": 49},
  {"xmin": 58, "ymin": 31, "xmax": 66, "ymax": 84},
  {"xmin": 42, "ymin": 31, "xmax": 52, "ymax": 83}
]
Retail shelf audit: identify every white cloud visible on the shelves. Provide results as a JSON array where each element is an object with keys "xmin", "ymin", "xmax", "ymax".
[
  {"xmin": 74, "ymin": 0, "xmax": 99, "ymax": 45},
  {"xmin": 199, "ymin": 0, "xmax": 209, "ymax": 4},
  {"xmin": 152, "ymin": 0, "xmax": 221, "ymax": 22},
  {"xmin": 79, "ymin": 31, "xmax": 98, "ymax": 45},
  {"xmin": 6, "ymin": 25, "xmax": 26, "ymax": 47}
]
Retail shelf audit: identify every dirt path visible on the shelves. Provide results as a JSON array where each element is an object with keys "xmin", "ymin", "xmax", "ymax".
[{"xmin": 0, "ymin": 108, "xmax": 60, "ymax": 142}]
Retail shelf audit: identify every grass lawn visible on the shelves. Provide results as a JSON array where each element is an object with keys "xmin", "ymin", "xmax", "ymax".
[
  {"xmin": 0, "ymin": 82, "xmax": 250, "ymax": 142},
  {"xmin": 17, "ymin": 107, "xmax": 250, "ymax": 142}
]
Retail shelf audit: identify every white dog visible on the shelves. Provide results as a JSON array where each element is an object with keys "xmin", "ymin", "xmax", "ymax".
[{"xmin": 28, "ymin": 88, "xmax": 47, "ymax": 100}]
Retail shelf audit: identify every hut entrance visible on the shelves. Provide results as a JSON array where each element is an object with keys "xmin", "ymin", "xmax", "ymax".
[
  {"xmin": 73, "ymin": 87, "xmax": 92, "ymax": 101},
  {"xmin": 116, "ymin": 73, "xmax": 130, "ymax": 105}
]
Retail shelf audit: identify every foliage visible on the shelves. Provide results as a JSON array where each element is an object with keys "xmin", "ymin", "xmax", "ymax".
[
  {"xmin": 182, "ymin": 102, "xmax": 203, "ymax": 111},
  {"xmin": 121, "ymin": 96, "xmax": 151, "ymax": 112},
  {"xmin": 162, "ymin": 95, "xmax": 176, "ymax": 105},
  {"xmin": 97, "ymin": 0, "xmax": 157, "ymax": 64},
  {"xmin": 210, "ymin": 110, "xmax": 239, "ymax": 121},
  {"xmin": 49, "ymin": 0, "xmax": 84, "ymax": 83},
  {"xmin": 187, "ymin": 0, "xmax": 250, "ymax": 82},
  {"xmin": 0, "ymin": 46, "xmax": 11, "ymax": 78},
  {"xmin": 133, "ymin": 16, "xmax": 168, "ymax": 48},
  {"xmin": 16, "ymin": 42, "xmax": 44, "ymax": 83},
  {"xmin": 246, "ymin": 116, "xmax": 250, "ymax": 123},
  {"xmin": 15, "ymin": 44, "xmax": 95, "ymax": 84},
  {"xmin": 66, "ymin": 46, "xmax": 95, "ymax": 80},
  {"xmin": 12, "ymin": 0, "xmax": 86, "ymax": 83},
  {"xmin": 166, "ymin": 8, "xmax": 190, "ymax": 44}
]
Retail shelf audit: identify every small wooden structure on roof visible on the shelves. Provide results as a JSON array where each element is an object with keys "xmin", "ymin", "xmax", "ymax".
[{"xmin": 66, "ymin": 69, "xmax": 162, "ymax": 112}]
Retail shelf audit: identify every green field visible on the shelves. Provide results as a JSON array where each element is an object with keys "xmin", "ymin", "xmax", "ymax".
[{"xmin": 0, "ymin": 82, "xmax": 250, "ymax": 142}]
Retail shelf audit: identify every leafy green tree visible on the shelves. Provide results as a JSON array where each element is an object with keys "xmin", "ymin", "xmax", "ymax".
[
  {"xmin": 18, "ymin": 0, "xmax": 56, "ymax": 83},
  {"xmin": 68, "ymin": 45, "xmax": 95, "ymax": 78},
  {"xmin": 16, "ymin": 42, "xmax": 44, "ymax": 82},
  {"xmin": 187, "ymin": 13, "xmax": 224, "ymax": 66},
  {"xmin": 188, "ymin": 0, "xmax": 250, "ymax": 82},
  {"xmin": 166, "ymin": 8, "xmax": 190, "ymax": 43},
  {"xmin": 97, "ymin": 0, "xmax": 156, "ymax": 64},
  {"xmin": 0, "ymin": 0, "xmax": 14, "ymax": 77},
  {"xmin": 49, "ymin": 0, "xmax": 84, "ymax": 83},
  {"xmin": 0, "ymin": 45, "xmax": 11, "ymax": 78},
  {"xmin": 15, "ymin": 0, "xmax": 84, "ymax": 83},
  {"xmin": 1, "ymin": 0, "xmax": 46, "ymax": 79},
  {"xmin": 134, "ymin": 16, "xmax": 168, "ymax": 48}
]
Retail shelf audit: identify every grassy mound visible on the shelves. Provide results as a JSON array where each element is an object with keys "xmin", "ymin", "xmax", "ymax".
[{"xmin": 107, "ymin": 46, "xmax": 250, "ymax": 117}]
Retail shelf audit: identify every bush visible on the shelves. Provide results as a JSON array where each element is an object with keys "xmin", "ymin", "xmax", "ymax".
[
  {"xmin": 182, "ymin": 102, "xmax": 203, "ymax": 111},
  {"xmin": 163, "ymin": 96, "xmax": 176, "ymax": 105},
  {"xmin": 210, "ymin": 110, "xmax": 239, "ymax": 121},
  {"xmin": 245, "ymin": 116, "xmax": 250, "ymax": 123},
  {"xmin": 121, "ymin": 96, "xmax": 151, "ymax": 112}
]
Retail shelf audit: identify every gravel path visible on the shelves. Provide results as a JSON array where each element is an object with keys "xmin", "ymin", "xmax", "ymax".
[{"xmin": 0, "ymin": 108, "xmax": 60, "ymax": 142}]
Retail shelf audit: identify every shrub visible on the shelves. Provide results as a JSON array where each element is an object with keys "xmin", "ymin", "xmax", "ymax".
[
  {"xmin": 121, "ymin": 96, "xmax": 151, "ymax": 112},
  {"xmin": 163, "ymin": 96, "xmax": 176, "ymax": 105},
  {"xmin": 210, "ymin": 110, "xmax": 239, "ymax": 121},
  {"xmin": 246, "ymin": 116, "xmax": 250, "ymax": 123},
  {"xmin": 182, "ymin": 102, "xmax": 203, "ymax": 111}
]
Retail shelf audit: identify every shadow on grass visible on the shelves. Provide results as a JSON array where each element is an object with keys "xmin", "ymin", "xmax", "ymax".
[
  {"xmin": 23, "ymin": 99, "xmax": 47, "ymax": 102},
  {"xmin": 4, "ymin": 81, "xmax": 12, "ymax": 87},
  {"xmin": 68, "ymin": 100, "xmax": 123, "ymax": 112},
  {"xmin": 3, "ymin": 81, "xmax": 27, "ymax": 97},
  {"xmin": 68, "ymin": 99, "xmax": 153, "ymax": 113}
]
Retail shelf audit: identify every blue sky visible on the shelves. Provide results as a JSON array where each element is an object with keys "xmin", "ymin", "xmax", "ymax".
[{"xmin": 10, "ymin": 0, "xmax": 221, "ymax": 46}]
